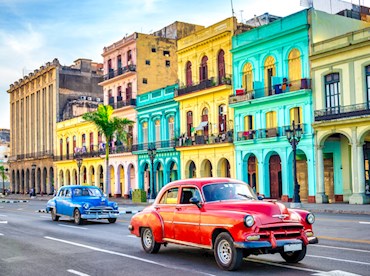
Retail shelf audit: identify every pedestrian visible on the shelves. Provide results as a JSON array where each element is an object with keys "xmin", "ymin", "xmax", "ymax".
[{"xmin": 29, "ymin": 188, "xmax": 34, "ymax": 198}]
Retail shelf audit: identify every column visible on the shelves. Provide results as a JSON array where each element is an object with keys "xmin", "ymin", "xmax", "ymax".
[
  {"xmin": 349, "ymin": 142, "xmax": 369, "ymax": 204},
  {"xmin": 315, "ymin": 145, "xmax": 328, "ymax": 203}
]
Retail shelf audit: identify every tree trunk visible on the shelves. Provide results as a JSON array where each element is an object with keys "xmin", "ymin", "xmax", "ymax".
[{"xmin": 105, "ymin": 142, "xmax": 110, "ymax": 196}]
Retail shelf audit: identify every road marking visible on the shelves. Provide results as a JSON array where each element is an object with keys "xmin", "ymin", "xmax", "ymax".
[
  {"xmin": 359, "ymin": 221, "xmax": 370, "ymax": 225},
  {"xmin": 0, "ymin": 233, "xmax": 4, "ymax": 236},
  {"xmin": 311, "ymin": 270, "xmax": 361, "ymax": 276},
  {"xmin": 0, "ymin": 221, "xmax": 8, "ymax": 224},
  {"xmin": 40, "ymin": 215, "xmax": 50, "ymax": 218},
  {"xmin": 307, "ymin": 255, "xmax": 370, "ymax": 266},
  {"xmin": 58, "ymin": 224, "xmax": 88, "ymax": 230},
  {"xmin": 318, "ymin": 236, "xmax": 370, "ymax": 245},
  {"xmin": 312, "ymin": 244, "xmax": 370, "ymax": 253},
  {"xmin": 44, "ymin": 236, "xmax": 216, "ymax": 276},
  {"xmin": 126, "ymin": 235, "xmax": 137, "ymax": 238},
  {"xmin": 17, "ymin": 208, "xmax": 23, "ymax": 210},
  {"xmin": 247, "ymin": 258, "xmax": 324, "ymax": 273},
  {"xmin": 67, "ymin": 269, "xmax": 90, "ymax": 276},
  {"xmin": 0, "ymin": 214, "xmax": 7, "ymax": 217}
]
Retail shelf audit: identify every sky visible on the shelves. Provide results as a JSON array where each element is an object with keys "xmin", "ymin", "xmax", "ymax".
[{"xmin": 0, "ymin": 0, "xmax": 369, "ymax": 129}]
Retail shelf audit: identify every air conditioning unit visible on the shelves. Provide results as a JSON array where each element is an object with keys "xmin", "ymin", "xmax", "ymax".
[
  {"xmin": 96, "ymin": 97, "xmax": 101, "ymax": 102},
  {"xmin": 87, "ymin": 97, "xmax": 92, "ymax": 101},
  {"xmin": 80, "ymin": 96, "xmax": 87, "ymax": 100}
]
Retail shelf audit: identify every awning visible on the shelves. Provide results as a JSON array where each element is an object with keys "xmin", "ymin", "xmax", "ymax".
[{"xmin": 194, "ymin": 121, "xmax": 208, "ymax": 131}]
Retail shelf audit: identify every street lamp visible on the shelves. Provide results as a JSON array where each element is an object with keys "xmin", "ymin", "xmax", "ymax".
[
  {"xmin": 75, "ymin": 154, "xmax": 83, "ymax": 185},
  {"xmin": 32, "ymin": 163, "xmax": 36, "ymax": 196},
  {"xmin": 147, "ymin": 144, "xmax": 157, "ymax": 199},
  {"xmin": 286, "ymin": 120, "xmax": 302, "ymax": 208}
]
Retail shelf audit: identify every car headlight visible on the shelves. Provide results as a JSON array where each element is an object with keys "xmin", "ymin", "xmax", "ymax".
[
  {"xmin": 113, "ymin": 202, "xmax": 118, "ymax": 209},
  {"xmin": 83, "ymin": 203, "xmax": 90, "ymax": 209},
  {"xmin": 306, "ymin": 213, "xmax": 315, "ymax": 224},
  {"xmin": 244, "ymin": 215, "xmax": 254, "ymax": 227}
]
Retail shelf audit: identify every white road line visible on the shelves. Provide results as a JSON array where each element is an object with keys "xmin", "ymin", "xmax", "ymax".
[
  {"xmin": 0, "ymin": 233, "xmax": 4, "ymax": 236},
  {"xmin": 359, "ymin": 221, "xmax": 370, "ymax": 225},
  {"xmin": 40, "ymin": 215, "xmax": 50, "ymax": 218},
  {"xmin": 17, "ymin": 208, "xmax": 23, "ymax": 210},
  {"xmin": 44, "ymin": 236, "xmax": 216, "ymax": 276},
  {"xmin": 247, "ymin": 258, "xmax": 324, "ymax": 273},
  {"xmin": 311, "ymin": 244, "xmax": 370, "ymax": 254},
  {"xmin": 58, "ymin": 224, "xmax": 88, "ymax": 230},
  {"xmin": 126, "ymin": 235, "xmax": 137, "ymax": 238},
  {"xmin": 312, "ymin": 270, "xmax": 361, "ymax": 276},
  {"xmin": 67, "ymin": 269, "xmax": 90, "ymax": 276},
  {"xmin": 0, "ymin": 214, "xmax": 7, "ymax": 217},
  {"xmin": 0, "ymin": 221, "xmax": 8, "ymax": 224},
  {"xmin": 307, "ymin": 255, "xmax": 370, "ymax": 266}
]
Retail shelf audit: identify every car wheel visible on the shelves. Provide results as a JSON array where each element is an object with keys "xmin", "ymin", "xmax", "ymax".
[
  {"xmin": 140, "ymin": 227, "xmax": 161, "ymax": 254},
  {"xmin": 280, "ymin": 244, "xmax": 307, "ymax": 263},
  {"xmin": 214, "ymin": 232, "xmax": 243, "ymax": 271},
  {"xmin": 51, "ymin": 208, "xmax": 60, "ymax": 221},
  {"xmin": 73, "ymin": 209, "xmax": 84, "ymax": 225},
  {"xmin": 108, "ymin": 218, "xmax": 117, "ymax": 223}
]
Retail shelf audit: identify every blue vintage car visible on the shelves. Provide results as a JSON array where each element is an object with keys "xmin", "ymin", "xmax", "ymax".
[{"xmin": 46, "ymin": 185, "xmax": 119, "ymax": 225}]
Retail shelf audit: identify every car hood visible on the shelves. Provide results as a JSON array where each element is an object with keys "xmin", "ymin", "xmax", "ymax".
[
  {"xmin": 74, "ymin": 196, "xmax": 109, "ymax": 206},
  {"xmin": 205, "ymin": 200, "xmax": 298, "ymax": 225}
]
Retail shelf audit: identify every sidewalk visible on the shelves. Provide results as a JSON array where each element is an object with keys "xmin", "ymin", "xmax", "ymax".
[{"xmin": 2, "ymin": 194, "xmax": 370, "ymax": 215}]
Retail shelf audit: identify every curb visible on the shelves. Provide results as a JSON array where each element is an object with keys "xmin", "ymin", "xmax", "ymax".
[
  {"xmin": 37, "ymin": 209, "xmax": 141, "ymax": 214},
  {"xmin": 0, "ymin": 200, "xmax": 29, "ymax": 203},
  {"xmin": 305, "ymin": 208, "xmax": 370, "ymax": 215}
]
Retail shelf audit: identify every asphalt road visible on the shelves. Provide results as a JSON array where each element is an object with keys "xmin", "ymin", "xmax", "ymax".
[{"xmin": 0, "ymin": 201, "xmax": 369, "ymax": 276}]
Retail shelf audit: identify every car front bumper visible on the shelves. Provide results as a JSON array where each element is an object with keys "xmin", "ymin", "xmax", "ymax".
[
  {"xmin": 81, "ymin": 210, "xmax": 119, "ymax": 219},
  {"xmin": 234, "ymin": 236, "xmax": 318, "ymax": 249}
]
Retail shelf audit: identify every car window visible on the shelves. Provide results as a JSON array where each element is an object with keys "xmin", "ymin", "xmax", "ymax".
[
  {"xmin": 203, "ymin": 183, "xmax": 257, "ymax": 202},
  {"xmin": 58, "ymin": 189, "xmax": 65, "ymax": 197},
  {"xmin": 73, "ymin": 187, "xmax": 102, "ymax": 197},
  {"xmin": 180, "ymin": 187, "xmax": 201, "ymax": 204},
  {"xmin": 65, "ymin": 189, "xmax": 72, "ymax": 198},
  {"xmin": 159, "ymin": 188, "xmax": 178, "ymax": 204}
]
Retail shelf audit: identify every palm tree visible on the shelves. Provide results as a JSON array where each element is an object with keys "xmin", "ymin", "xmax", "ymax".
[
  {"xmin": 82, "ymin": 104, "xmax": 134, "ymax": 196},
  {"xmin": 0, "ymin": 165, "xmax": 8, "ymax": 195}
]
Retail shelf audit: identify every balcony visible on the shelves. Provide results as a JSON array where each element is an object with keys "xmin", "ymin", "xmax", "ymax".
[
  {"xmin": 116, "ymin": 98, "xmax": 136, "ymax": 109},
  {"xmin": 9, "ymin": 150, "xmax": 54, "ymax": 162},
  {"xmin": 103, "ymin": 64, "xmax": 136, "ymax": 81},
  {"xmin": 236, "ymin": 124, "xmax": 309, "ymax": 141},
  {"xmin": 315, "ymin": 102, "xmax": 370, "ymax": 121},
  {"xmin": 54, "ymin": 145, "xmax": 103, "ymax": 161},
  {"xmin": 175, "ymin": 131, "xmax": 234, "ymax": 147},
  {"xmin": 229, "ymin": 78, "xmax": 311, "ymax": 104},
  {"xmin": 175, "ymin": 75, "xmax": 232, "ymax": 97},
  {"xmin": 132, "ymin": 140, "xmax": 176, "ymax": 152}
]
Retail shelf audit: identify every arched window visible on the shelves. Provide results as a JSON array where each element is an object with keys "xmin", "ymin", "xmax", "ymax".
[
  {"xmin": 66, "ymin": 137, "xmax": 70, "ymax": 157},
  {"xmin": 126, "ymin": 82, "xmax": 132, "ymax": 101},
  {"xmin": 264, "ymin": 56, "xmax": 276, "ymax": 95},
  {"xmin": 168, "ymin": 117, "xmax": 175, "ymax": 140},
  {"xmin": 202, "ymin": 108, "xmax": 209, "ymax": 136},
  {"xmin": 186, "ymin": 61, "xmax": 192, "ymax": 86},
  {"xmin": 324, "ymin": 73, "xmax": 340, "ymax": 113},
  {"xmin": 218, "ymin": 104, "xmax": 227, "ymax": 133},
  {"xmin": 243, "ymin": 62, "xmax": 253, "ymax": 92},
  {"xmin": 155, "ymin": 120, "xmax": 161, "ymax": 141},
  {"xmin": 142, "ymin": 122, "xmax": 148, "ymax": 144},
  {"xmin": 289, "ymin": 107, "xmax": 302, "ymax": 126},
  {"xmin": 187, "ymin": 111, "xmax": 193, "ymax": 137},
  {"xmin": 59, "ymin": 138, "xmax": 63, "ymax": 156},
  {"xmin": 217, "ymin": 50, "xmax": 225, "ymax": 84},
  {"xmin": 366, "ymin": 65, "xmax": 370, "ymax": 104},
  {"xmin": 288, "ymin": 48, "xmax": 301, "ymax": 82},
  {"xmin": 89, "ymin": 132, "xmax": 94, "ymax": 151},
  {"xmin": 200, "ymin": 56, "xmax": 208, "ymax": 82},
  {"xmin": 73, "ymin": 136, "xmax": 76, "ymax": 152}
]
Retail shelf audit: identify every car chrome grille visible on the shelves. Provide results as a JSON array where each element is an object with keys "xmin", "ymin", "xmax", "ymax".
[
  {"xmin": 86, "ymin": 206, "xmax": 118, "ymax": 214},
  {"xmin": 257, "ymin": 225, "xmax": 303, "ymax": 240}
]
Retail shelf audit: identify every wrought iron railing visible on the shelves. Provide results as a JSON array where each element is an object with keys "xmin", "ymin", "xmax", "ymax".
[
  {"xmin": 9, "ymin": 150, "xmax": 54, "ymax": 162},
  {"xmin": 314, "ymin": 102, "xmax": 370, "ymax": 121},
  {"xmin": 133, "ymin": 140, "xmax": 176, "ymax": 152},
  {"xmin": 236, "ymin": 124, "xmax": 309, "ymax": 141},
  {"xmin": 175, "ymin": 131, "xmax": 234, "ymax": 147},
  {"xmin": 103, "ymin": 64, "xmax": 136, "ymax": 81},
  {"xmin": 175, "ymin": 75, "xmax": 232, "ymax": 97},
  {"xmin": 229, "ymin": 78, "xmax": 311, "ymax": 104}
]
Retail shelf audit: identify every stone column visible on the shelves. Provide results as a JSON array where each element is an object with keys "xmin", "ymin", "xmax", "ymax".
[
  {"xmin": 315, "ymin": 145, "xmax": 328, "ymax": 203},
  {"xmin": 349, "ymin": 142, "xmax": 369, "ymax": 204}
]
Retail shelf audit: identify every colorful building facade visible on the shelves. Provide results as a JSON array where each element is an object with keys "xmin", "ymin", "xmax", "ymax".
[
  {"xmin": 175, "ymin": 17, "xmax": 239, "ymax": 179},
  {"xmin": 135, "ymin": 84, "xmax": 180, "ymax": 196}
]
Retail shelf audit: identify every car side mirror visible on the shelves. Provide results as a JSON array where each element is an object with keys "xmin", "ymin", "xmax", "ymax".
[
  {"xmin": 258, "ymin": 195, "xmax": 265, "ymax": 200},
  {"xmin": 189, "ymin": 197, "xmax": 202, "ymax": 208}
]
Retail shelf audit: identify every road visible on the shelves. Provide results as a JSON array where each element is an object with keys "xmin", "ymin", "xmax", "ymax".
[{"xmin": 0, "ymin": 201, "xmax": 369, "ymax": 276}]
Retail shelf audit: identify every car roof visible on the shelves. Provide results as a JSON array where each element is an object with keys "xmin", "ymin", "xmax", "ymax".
[
  {"xmin": 165, "ymin": 177, "xmax": 246, "ymax": 189},
  {"xmin": 60, "ymin": 185, "xmax": 98, "ymax": 189}
]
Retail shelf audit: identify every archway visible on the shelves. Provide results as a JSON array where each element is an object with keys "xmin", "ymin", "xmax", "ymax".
[
  {"xmin": 268, "ymin": 154, "xmax": 282, "ymax": 199},
  {"xmin": 21, "ymin": 170, "xmax": 25, "ymax": 194},
  {"xmin": 11, "ymin": 170, "xmax": 15, "ymax": 193},
  {"xmin": 247, "ymin": 154, "xmax": 258, "ymax": 193},
  {"xmin": 155, "ymin": 162, "xmax": 164, "ymax": 191},
  {"xmin": 65, "ymin": 169, "xmax": 71, "ymax": 185},
  {"xmin": 217, "ymin": 158, "xmax": 230, "ymax": 177},
  {"xmin": 37, "ymin": 168, "xmax": 41, "ymax": 194},
  {"xmin": 97, "ymin": 165, "xmax": 104, "ymax": 191},
  {"xmin": 42, "ymin": 167, "xmax": 47, "ymax": 194},
  {"xmin": 16, "ymin": 170, "xmax": 20, "ymax": 193},
  {"xmin": 168, "ymin": 161, "xmax": 178, "ymax": 182},
  {"xmin": 25, "ymin": 169, "xmax": 30, "ymax": 194},
  {"xmin": 143, "ymin": 163, "xmax": 150, "ymax": 195},
  {"xmin": 118, "ymin": 164, "xmax": 124, "ymax": 197},
  {"xmin": 59, "ymin": 170, "xmax": 64, "ymax": 187},
  {"xmin": 49, "ymin": 167, "xmax": 54, "ymax": 193},
  {"xmin": 186, "ymin": 160, "xmax": 196, "ymax": 179},
  {"xmin": 109, "ymin": 165, "xmax": 115, "ymax": 196},
  {"xmin": 90, "ymin": 166, "xmax": 96, "ymax": 186},
  {"xmin": 201, "ymin": 159, "xmax": 212, "ymax": 177}
]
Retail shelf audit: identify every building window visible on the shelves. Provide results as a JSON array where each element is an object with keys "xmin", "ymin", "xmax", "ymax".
[
  {"xmin": 117, "ymin": 86, "xmax": 122, "ymax": 98},
  {"xmin": 155, "ymin": 120, "xmax": 161, "ymax": 141},
  {"xmin": 142, "ymin": 122, "xmax": 148, "ymax": 144},
  {"xmin": 163, "ymin": 50, "xmax": 170, "ymax": 56},
  {"xmin": 126, "ymin": 83, "xmax": 132, "ymax": 101},
  {"xmin": 217, "ymin": 49, "xmax": 225, "ymax": 84},
  {"xmin": 82, "ymin": 134, "xmax": 86, "ymax": 149},
  {"xmin": 165, "ymin": 60, "xmax": 170, "ymax": 67},
  {"xmin": 59, "ymin": 138, "xmax": 63, "ymax": 155},
  {"xmin": 168, "ymin": 117, "xmax": 174, "ymax": 140},
  {"xmin": 366, "ymin": 65, "xmax": 370, "ymax": 104},
  {"xmin": 288, "ymin": 48, "xmax": 301, "ymax": 81},
  {"xmin": 143, "ymin": 78, "xmax": 148, "ymax": 84},
  {"xmin": 218, "ymin": 104, "xmax": 226, "ymax": 133},
  {"xmin": 127, "ymin": 50, "xmax": 132, "ymax": 65},
  {"xmin": 90, "ymin": 132, "xmax": 94, "ymax": 151},
  {"xmin": 186, "ymin": 111, "xmax": 193, "ymax": 137},
  {"xmin": 73, "ymin": 135, "xmax": 76, "ymax": 151},
  {"xmin": 186, "ymin": 61, "xmax": 192, "ymax": 87},
  {"xmin": 145, "ymin": 60, "xmax": 150, "ymax": 65},
  {"xmin": 264, "ymin": 56, "xmax": 276, "ymax": 96},
  {"xmin": 200, "ymin": 56, "xmax": 208, "ymax": 82},
  {"xmin": 117, "ymin": 55, "xmax": 122, "ymax": 69},
  {"xmin": 266, "ymin": 111, "xmax": 276, "ymax": 129},
  {"xmin": 290, "ymin": 107, "xmax": 302, "ymax": 126},
  {"xmin": 244, "ymin": 115, "xmax": 254, "ymax": 130},
  {"xmin": 243, "ymin": 63, "xmax": 253, "ymax": 92},
  {"xmin": 151, "ymin": 47, "xmax": 156, "ymax": 52},
  {"xmin": 324, "ymin": 73, "xmax": 340, "ymax": 113},
  {"xmin": 66, "ymin": 137, "xmax": 70, "ymax": 156}
]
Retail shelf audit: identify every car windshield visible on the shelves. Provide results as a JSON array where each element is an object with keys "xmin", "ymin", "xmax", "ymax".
[
  {"xmin": 202, "ymin": 182, "xmax": 257, "ymax": 202},
  {"xmin": 73, "ymin": 187, "xmax": 103, "ymax": 197}
]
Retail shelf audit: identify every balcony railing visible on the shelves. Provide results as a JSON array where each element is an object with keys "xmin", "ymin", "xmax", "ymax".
[
  {"xmin": 114, "ymin": 98, "xmax": 137, "ymax": 109},
  {"xmin": 314, "ymin": 102, "xmax": 370, "ymax": 121},
  {"xmin": 133, "ymin": 140, "xmax": 176, "ymax": 152},
  {"xmin": 229, "ymin": 78, "xmax": 311, "ymax": 104},
  {"xmin": 175, "ymin": 75, "xmax": 232, "ymax": 97},
  {"xmin": 236, "ymin": 124, "xmax": 309, "ymax": 141},
  {"xmin": 175, "ymin": 131, "xmax": 234, "ymax": 147},
  {"xmin": 9, "ymin": 150, "xmax": 54, "ymax": 162},
  {"xmin": 103, "ymin": 64, "xmax": 136, "ymax": 81}
]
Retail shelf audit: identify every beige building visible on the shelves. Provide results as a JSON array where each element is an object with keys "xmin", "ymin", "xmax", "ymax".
[{"xmin": 7, "ymin": 58, "xmax": 103, "ymax": 194}]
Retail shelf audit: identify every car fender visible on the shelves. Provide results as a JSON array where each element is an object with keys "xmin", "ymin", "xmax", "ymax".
[{"xmin": 130, "ymin": 208, "xmax": 164, "ymax": 242}]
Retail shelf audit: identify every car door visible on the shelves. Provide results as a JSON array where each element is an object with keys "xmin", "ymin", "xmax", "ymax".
[
  {"xmin": 173, "ymin": 186, "xmax": 201, "ymax": 245},
  {"xmin": 63, "ymin": 188, "xmax": 73, "ymax": 217},
  {"xmin": 154, "ymin": 187, "xmax": 179, "ymax": 240}
]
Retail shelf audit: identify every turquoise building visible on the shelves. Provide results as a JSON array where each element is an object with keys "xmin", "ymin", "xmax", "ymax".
[
  {"xmin": 134, "ymin": 84, "xmax": 180, "ymax": 196},
  {"xmin": 230, "ymin": 10, "xmax": 316, "ymax": 202}
]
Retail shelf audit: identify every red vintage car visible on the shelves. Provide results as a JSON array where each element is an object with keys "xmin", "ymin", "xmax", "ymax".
[{"xmin": 128, "ymin": 178, "xmax": 318, "ymax": 271}]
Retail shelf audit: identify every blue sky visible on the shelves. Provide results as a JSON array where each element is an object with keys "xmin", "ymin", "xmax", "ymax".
[{"xmin": 0, "ymin": 0, "xmax": 368, "ymax": 129}]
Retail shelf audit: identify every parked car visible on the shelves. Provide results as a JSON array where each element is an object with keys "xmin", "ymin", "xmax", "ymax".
[
  {"xmin": 46, "ymin": 185, "xmax": 119, "ymax": 225},
  {"xmin": 129, "ymin": 178, "xmax": 318, "ymax": 271}
]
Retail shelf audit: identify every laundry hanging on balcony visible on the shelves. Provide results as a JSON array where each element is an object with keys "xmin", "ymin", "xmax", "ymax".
[{"xmin": 194, "ymin": 121, "xmax": 208, "ymax": 131}]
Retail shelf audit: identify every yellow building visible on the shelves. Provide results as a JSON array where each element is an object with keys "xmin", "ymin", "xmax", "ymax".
[
  {"xmin": 311, "ymin": 25, "xmax": 370, "ymax": 204},
  {"xmin": 55, "ymin": 116, "xmax": 105, "ymax": 191},
  {"xmin": 175, "ymin": 17, "xmax": 240, "ymax": 179}
]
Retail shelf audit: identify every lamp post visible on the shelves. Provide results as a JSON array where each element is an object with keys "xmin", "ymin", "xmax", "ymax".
[
  {"xmin": 75, "ymin": 154, "xmax": 83, "ymax": 185},
  {"xmin": 286, "ymin": 121, "xmax": 302, "ymax": 208},
  {"xmin": 32, "ymin": 163, "xmax": 36, "ymax": 196},
  {"xmin": 147, "ymin": 144, "xmax": 157, "ymax": 200}
]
